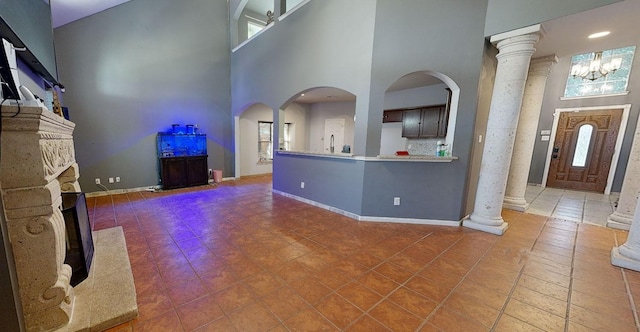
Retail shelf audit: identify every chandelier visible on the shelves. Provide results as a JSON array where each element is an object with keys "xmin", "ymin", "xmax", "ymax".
[{"xmin": 571, "ymin": 51, "xmax": 622, "ymax": 81}]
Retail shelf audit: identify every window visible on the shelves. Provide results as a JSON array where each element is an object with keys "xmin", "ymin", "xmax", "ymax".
[
  {"xmin": 564, "ymin": 46, "xmax": 636, "ymax": 98},
  {"xmin": 572, "ymin": 124, "xmax": 593, "ymax": 167},
  {"xmin": 247, "ymin": 21, "xmax": 264, "ymax": 39},
  {"xmin": 283, "ymin": 123, "xmax": 292, "ymax": 151},
  {"xmin": 258, "ymin": 121, "xmax": 273, "ymax": 161},
  {"xmin": 258, "ymin": 122, "xmax": 291, "ymax": 161}
]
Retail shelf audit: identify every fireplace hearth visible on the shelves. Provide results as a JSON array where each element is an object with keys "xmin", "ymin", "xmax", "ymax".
[{"xmin": 1, "ymin": 104, "xmax": 137, "ymax": 331}]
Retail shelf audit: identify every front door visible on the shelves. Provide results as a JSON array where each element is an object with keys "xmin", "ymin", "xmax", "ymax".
[{"xmin": 546, "ymin": 109, "xmax": 622, "ymax": 193}]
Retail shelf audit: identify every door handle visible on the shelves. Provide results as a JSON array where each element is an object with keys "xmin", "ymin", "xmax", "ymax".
[{"xmin": 553, "ymin": 147, "xmax": 560, "ymax": 153}]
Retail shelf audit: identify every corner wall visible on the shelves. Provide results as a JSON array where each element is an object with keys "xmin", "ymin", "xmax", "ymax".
[{"xmin": 54, "ymin": 0, "xmax": 232, "ymax": 192}]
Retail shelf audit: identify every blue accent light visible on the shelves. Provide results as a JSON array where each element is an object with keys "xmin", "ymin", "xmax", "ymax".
[{"xmin": 157, "ymin": 125, "xmax": 207, "ymax": 157}]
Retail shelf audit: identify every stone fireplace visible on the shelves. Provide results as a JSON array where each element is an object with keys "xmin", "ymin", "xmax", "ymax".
[{"xmin": 1, "ymin": 104, "xmax": 137, "ymax": 331}]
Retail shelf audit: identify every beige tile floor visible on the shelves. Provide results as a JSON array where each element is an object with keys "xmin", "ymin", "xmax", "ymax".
[
  {"xmin": 525, "ymin": 185, "xmax": 619, "ymax": 227},
  {"xmin": 97, "ymin": 176, "xmax": 638, "ymax": 331}
]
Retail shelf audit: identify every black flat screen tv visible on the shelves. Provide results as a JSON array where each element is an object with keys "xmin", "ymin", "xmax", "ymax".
[
  {"xmin": 0, "ymin": 40, "xmax": 19, "ymax": 100},
  {"xmin": 0, "ymin": 0, "xmax": 57, "ymax": 83}
]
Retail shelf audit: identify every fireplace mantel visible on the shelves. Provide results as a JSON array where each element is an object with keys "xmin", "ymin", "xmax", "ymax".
[{"xmin": 1, "ymin": 104, "xmax": 137, "ymax": 331}]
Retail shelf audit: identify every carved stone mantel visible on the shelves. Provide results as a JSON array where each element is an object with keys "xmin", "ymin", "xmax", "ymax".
[{"xmin": 1, "ymin": 104, "xmax": 79, "ymax": 331}]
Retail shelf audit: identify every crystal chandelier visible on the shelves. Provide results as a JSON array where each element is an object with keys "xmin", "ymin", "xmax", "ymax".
[{"xmin": 571, "ymin": 51, "xmax": 622, "ymax": 81}]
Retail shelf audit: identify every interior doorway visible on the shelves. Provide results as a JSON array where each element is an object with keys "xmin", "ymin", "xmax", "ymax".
[{"xmin": 543, "ymin": 105, "xmax": 630, "ymax": 194}]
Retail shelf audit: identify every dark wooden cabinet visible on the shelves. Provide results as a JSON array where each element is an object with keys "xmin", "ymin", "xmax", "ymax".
[
  {"xmin": 160, "ymin": 155, "xmax": 208, "ymax": 189},
  {"xmin": 383, "ymin": 110, "xmax": 403, "ymax": 123},
  {"xmin": 401, "ymin": 108, "xmax": 422, "ymax": 137},
  {"xmin": 401, "ymin": 105, "xmax": 447, "ymax": 138}
]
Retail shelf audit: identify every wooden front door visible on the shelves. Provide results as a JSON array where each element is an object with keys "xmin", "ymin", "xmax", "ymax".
[{"xmin": 546, "ymin": 109, "xmax": 622, "ymax": 193}]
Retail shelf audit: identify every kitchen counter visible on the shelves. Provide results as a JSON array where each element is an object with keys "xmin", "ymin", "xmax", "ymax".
[{"xmin": 277, "ymin": 150, "xmax": 456, "ymax": 162}]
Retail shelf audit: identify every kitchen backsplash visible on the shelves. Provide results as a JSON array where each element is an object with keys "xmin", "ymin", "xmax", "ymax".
[{"xmin": 407, "ymin": 138, "xmax": 441, "ymax": 156}]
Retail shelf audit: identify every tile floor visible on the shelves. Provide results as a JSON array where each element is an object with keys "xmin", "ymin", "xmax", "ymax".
[
  {"xmin": 525, "ymin": 185, "xmax": 619, "ymax": 227},
  {"xmin": 95, "ymin": 176, "xmax": 639, "ymax": 331}
]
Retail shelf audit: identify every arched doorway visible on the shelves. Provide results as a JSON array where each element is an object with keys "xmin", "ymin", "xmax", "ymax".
[{"xmin": 381, "ymin": 71, "xmax": 460, "ymax": 156}]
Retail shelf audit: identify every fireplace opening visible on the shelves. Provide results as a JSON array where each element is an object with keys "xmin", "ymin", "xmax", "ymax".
[{"xmin": 61, "ymin": 192, "xmax": 94, "ymax": 287}]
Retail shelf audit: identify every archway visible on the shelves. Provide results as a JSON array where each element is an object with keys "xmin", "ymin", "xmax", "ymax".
[
  {"xmin": 381, "ymin": 71, "xmax": 460, "ymax": 156},
  {"xmin": 280, "ymin": 87, "xmax": 357, "ymax": 155},
  {"xmin": 237, "ymin": 103, "xmax": 275, "ymax": 177}
]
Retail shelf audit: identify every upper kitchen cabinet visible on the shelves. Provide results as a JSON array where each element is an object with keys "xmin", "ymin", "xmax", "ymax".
[{"xmin": 401, "ymin": 104, "xmax": 448, "ymax": 138}]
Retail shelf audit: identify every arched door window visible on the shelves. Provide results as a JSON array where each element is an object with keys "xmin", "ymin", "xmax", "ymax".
[{"xmin": 572, "ymin": 124, "xmax": 593, "ymax": 167}]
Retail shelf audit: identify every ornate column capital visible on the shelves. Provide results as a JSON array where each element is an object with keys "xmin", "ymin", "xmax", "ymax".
[{"xmin": 494, "ymin": 33, "xmax": 540, "ymax": 60}]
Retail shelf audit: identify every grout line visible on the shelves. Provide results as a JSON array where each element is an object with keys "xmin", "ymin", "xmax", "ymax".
[
  {"xmin": 621, "ymin": 267, "xmax": 640, "ymax": 331},
  {"xmin": 489, "ymin": 211, "xmax": 550, "ymax": 331},
  {"xmin": 414, "ymin": 235, "xmax": 501, "ymax": 331},
  {"xmin": 564, "ymin": 222, "xmax": 580, "ymax": 332},
  {"xmin": 614, "ymin": 231, "xmax": 640, "ymax": 331},
  {"xmin": 489, "ymin": 267, "xmax": 525, "ymax": 332}
]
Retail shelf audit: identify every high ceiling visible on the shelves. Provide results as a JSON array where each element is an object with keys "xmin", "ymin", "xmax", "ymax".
[
  {"xmin": 50, "ymin": 0, "xmax": 133, "ymax": 28},
  {"xmin": 49, "ymin": 0, "xmax": 639, "ymax": 102}
]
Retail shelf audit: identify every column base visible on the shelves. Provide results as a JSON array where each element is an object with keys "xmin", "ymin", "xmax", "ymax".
[
  {"xmin": 502, "ymin": 198, "xmax": 529, "ymax": 212},
  {"xmin": 607, "ymin": 212, "xmax": 632, "ymax": 231},
  {"xmin": 611, "ymin": 246, "xmax": 640, "ymax": 272},
  {"xmin": 462, "ymin": 215, "xmax": 508, "ymax": 235}
]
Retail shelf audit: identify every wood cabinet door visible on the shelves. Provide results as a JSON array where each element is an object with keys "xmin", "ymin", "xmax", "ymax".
[
  {"xmin": 161, "ymin": 158, "xmax": 187, "ymax": 189},
  {"xmin": 546, "ymin": 109, "xmax": 622, "ymax": 192},
  {"xmin": 402, "ymin": 109, "xmax": 422, "ymax": 138},
  {"xmin": 419, "ymin": 106, "xmax": 441, "ymax": 137},
  {"xmin": 383, "ymin": 110, "xmax": 403, "ymax": 123},
  {"xmin": 186, "ymin": 156, "xmax": 208, "ymax": 186}
]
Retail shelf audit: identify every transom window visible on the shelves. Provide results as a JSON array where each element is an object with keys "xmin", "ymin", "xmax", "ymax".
[{"xmin": 564, "ymin": 46, "xmax": 636, "ymax": 98}]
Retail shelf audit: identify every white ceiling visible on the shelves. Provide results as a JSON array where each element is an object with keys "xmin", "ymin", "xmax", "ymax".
[{"xmin": 50, "ymin": 0, "xmax": 134, "ymax": 28}]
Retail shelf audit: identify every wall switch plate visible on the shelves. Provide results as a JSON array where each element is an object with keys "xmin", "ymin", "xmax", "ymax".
[
  {"xmin": 108, "ymin": 177, "xmax": 114, "ymax": 183},
  {"xmin": 394, "ymin": 197, "xmax": 400, "ymax": 206},
  {"xmin": 301, "ymin": 182, "xmax": 305, "ymax": 189},
  {"xmin": 95, "ymin": 178, "xmax": 100, "ymax": 185},
  {"xmin": 116, "ymin": 177, "xmax": 121, "ymax": 182}
]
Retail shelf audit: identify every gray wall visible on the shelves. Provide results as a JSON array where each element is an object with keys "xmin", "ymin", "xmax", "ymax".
[
  {"xmin": 232, "ymin": 0, "xmax": 490, "ymax": 221},
  {"xmin": 54, "ymin": 0, "xmax": 231, "ymax": 192},
  {"xmin": 484, "ymin": 0, "xmax": 621, "ymax": 36},
  {"xmin": 528, "ymin": 48, "xmax": 640, "ymax": 191},
  {"xmin": 231, "ymin": 0, "xmax": 377, "ymax": 118},
  {"xmin": 232, "ymin": 0, "xmax": 378, "ymax": 216},
  {"xmin": 273, "ymin": 155, "xmax": 365, "ymax": 215},
  {"xmin": 363, "ymin": 0, "xmax": 489, "ymax": 220}
]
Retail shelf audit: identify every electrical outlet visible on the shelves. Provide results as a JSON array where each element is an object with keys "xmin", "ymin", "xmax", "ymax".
[
  {"xmin": 108, "ymin": 177, "xmax": 114, "ymax": 183},
  {"xmin": 394, "ymin": 197, "xmax": 400, "ymax": 206},
  {"xmin": 95, "ymin": 178, "xmax": 100, "ymax": 185},
  {"xmin": 208, "ymin": 169, "xmax": 213, "ymax": 176},
  {"xmin": 300, "ymin": 182, "xmax": 305, "ymax": 189},
  {"xmin": 116, "ymin": 177, "xmax": 121, "ymax": 183}
]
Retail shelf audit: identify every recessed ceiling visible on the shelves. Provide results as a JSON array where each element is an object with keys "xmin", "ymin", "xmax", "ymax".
[
  {"xmin": 50, "ymin": 0, "xmax": 134, "ymax": 28},
  {"xmin": 535, "ymin": 0, "xmax": 640, "ymax": 58}
]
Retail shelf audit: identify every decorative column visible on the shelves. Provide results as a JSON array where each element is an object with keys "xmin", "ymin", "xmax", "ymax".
[
  {"xmin": 612, "ymin": 191, "xmax": 640, "ymax": 271},
  {"xmin": 608, "ymin": 117, "xmax": 640, "ymax": 230},
  {"xmin": 463, "ymin": 30, "xmax": 539, "ymax": 235},
  {"xmin": 503, "ymin": 55, "xmax": 558, "ymax": 211},
  {"xmin": 1, "ymin": 105, "xmax": 77, "ymax": 331}
]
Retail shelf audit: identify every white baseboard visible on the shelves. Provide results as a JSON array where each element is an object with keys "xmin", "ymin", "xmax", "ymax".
[{"xmin": 272, "ymin": 189, "xmax": 460, "ymax": 227}]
